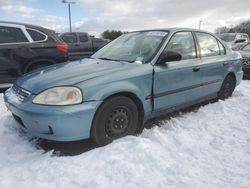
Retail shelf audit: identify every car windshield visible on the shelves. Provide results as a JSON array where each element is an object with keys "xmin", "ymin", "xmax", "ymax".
[
  {"xmin": 92, "ymin": 31, "xmax": 168, "ymax": 63},
  {"xmin": 218, "ymin": 34, "xmax": 236, "ymax": 42}
]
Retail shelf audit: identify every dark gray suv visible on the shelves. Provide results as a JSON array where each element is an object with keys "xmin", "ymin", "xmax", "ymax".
[{"xmin": 0, "ymin": 21, "xmax": 68, "ymax": 89}]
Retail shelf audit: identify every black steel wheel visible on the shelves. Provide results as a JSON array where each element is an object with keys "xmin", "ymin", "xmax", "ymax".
[
  {"xmin": 91, "ymin": 96, "xmax": 139, "ymax": 146},
  {"xmin": 218, "ymin": 75, "xmax": 236, "ymax": 100}
]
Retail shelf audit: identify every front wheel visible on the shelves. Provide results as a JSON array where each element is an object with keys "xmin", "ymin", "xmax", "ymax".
[
  {"xmin": 218, "ymin": 75, "xmax": 236, "ymax": 100},
  {"xmin": 91, "ymin": 96, "xmax": 139, "ymax": 146}
]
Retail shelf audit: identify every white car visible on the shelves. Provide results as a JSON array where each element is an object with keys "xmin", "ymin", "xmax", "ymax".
[{"xmin": 217, "ymin": 33, "xmax": 249, "ymax": 49}]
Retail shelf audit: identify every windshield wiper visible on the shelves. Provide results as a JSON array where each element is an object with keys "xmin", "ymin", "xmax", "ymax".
[
  {"xmin": 98, "ymin": 57, "xmax": 133, "ymax": 63},
  {"xmin": 98, "ymin": 57, "xmax": 120, "ymax": 62}
]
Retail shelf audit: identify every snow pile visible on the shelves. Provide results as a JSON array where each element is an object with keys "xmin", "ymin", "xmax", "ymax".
[{"xmin": 0, "ymin": 81, "xmax": 250, "ymax": 188}]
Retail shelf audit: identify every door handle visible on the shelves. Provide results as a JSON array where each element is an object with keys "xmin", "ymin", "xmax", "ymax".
[
  {"xmin": 223, "ymin": 62, "xmax": 229, "ymax": 66},
  {"xmin": 193, "ymin": 66, "xmax": 200, "ymax": 72}
]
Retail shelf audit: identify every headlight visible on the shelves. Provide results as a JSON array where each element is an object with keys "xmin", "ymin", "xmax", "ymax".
[{"xmin": 33, "ymin": 87, "xmax": 82, "ymax": 105}]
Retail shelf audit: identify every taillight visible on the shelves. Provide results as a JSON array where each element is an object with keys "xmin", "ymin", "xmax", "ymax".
[{"xmin": 56, "ymin": 43, "xmax": 68, "ymax": 54}]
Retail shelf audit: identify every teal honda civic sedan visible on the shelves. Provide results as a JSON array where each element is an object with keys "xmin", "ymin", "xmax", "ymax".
[{"xmin": 4, "ymin": 28, "xmax": 243, "ymax": 146}]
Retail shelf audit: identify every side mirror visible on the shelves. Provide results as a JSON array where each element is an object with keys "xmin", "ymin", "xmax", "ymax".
[
  {"xmin": 235, "ymin": 39, "xmax": 246, "ymax": 44},
  {"xmin": 158, "ymin": 51, "xmax": 182, "ymax": 65}
]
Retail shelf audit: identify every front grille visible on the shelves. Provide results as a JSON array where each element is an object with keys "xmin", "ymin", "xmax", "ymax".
[
  {"xmin": 243, "ymin": 59, "xmax": 250, "ymax": 67},
  {"xmin": 11, "ymin": 85, "xmax": 31, "ymax": 101}
]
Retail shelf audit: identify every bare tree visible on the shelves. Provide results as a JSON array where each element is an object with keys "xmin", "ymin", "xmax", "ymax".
[
  {"xmin": 101, "ymin": 30, "xmax": 127, "ymax": 40},
  {"xmin": 214, "ymin": 20, "xmax": 250, "ymax": 36},
  {"xmin": 215, "ymin": 26, "xmax": 230, "ymax": 34}
]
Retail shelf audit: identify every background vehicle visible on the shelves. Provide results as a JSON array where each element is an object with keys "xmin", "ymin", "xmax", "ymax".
[
  {"xmin": 4, "ymin": 28, "xmax": 243, "ymax": 146},
  {"xmin": 217, "ymin": 33, "xmax": 249, "ymax": 49},
  {"xmin": 0, "ymin": 21, "xmax": 68, "ymax": 89},
  {"xmin": 232, "ymin": 42, "xmax": 250, "ymax": 79},
  {"xmin": 60, "ymin": 32, "xmax": 109, "ymax": 60}
]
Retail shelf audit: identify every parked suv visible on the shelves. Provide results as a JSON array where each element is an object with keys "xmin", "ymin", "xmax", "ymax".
[
  {"xmin": 4, "ymin": 28, "xmax": 243, "ymax": 146},
  {"xmin": 60, "ymin": 32, "xmax": 109, "ymax": 60},
  {"xmin": 0, "ymin": 21, "xmax": 68, "ymax": 89}
]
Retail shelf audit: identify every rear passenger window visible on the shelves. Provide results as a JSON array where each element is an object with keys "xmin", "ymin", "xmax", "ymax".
[
  {"xmin": 218, "ymin": 41, "xmax": 226, "ymax": 55},
  {"xmin": 196, "ymin": 32, "xmax": 220, "ymax": 57},
  {"xmin": 79, "ymin": 34, "xmax": 89, "ymax": 42},
  {"xmin": 165, "ymin": 32, "xmax": 196, "ymax": 60},
  {"xmin": 0, "ymin": 26, "xmax": 28, "ymax": 44},
  {"xmin": 61, "ymin": 33, "xmax": 77, "ymax": 43},
  {"xmin": 27, "ymin": 29, "xmax": 46, "ymax": 41}
]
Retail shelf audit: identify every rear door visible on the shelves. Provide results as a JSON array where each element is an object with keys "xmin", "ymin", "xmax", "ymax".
[
  {"xmin": 0, "ymin": 25, "xmax": 30, "ymax": 86},
  {"xmin": 194, "ymin": 32, "xmax": 227, "ymax": 96},
  {"xmin": 78, "ymin": 33, "xmax": 93, "ymax": 57},
  {"xmin": 153, "ymin": 31, "xmax": 203, "ymax": 112}
]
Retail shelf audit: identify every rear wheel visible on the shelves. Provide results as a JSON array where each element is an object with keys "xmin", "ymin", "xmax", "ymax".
[
  {"xmin": 218, "ymin": 75, "xmax": 235, "ymax": 100},
  {"xmin": 91, "ymin": 96, "xmax": 139, "ymax": 146}
]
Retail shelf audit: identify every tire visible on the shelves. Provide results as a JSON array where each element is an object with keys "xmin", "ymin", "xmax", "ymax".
[
  {"xmin": 91, "ymin": 96, "xmax": 139, "ymax": 146},
  {"xmin": 218, "ymin": 75, "xmax": 235, "ymax": 100}
]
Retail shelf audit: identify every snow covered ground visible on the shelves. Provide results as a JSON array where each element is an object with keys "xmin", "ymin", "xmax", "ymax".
[{"xmin": 0, "ymin": 81, "xmax": 250, "ymax": 188}]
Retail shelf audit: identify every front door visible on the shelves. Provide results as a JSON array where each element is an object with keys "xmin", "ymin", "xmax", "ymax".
[{"xmin": 153, "ymin": 31, "xmax": 203, "ymax": 112}]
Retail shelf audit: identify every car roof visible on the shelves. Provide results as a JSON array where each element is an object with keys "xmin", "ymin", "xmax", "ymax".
[
  {"xmin": 132, "ymin": 27, "xmax": 214, "ymax": 34},
  {"xmin": 138, "ymin": 27, "xmax": 200, "ymax": 31},
  {"xmin": 60, "ymin": 32, "xmax": 89, "ymax": 35},
  {"xmin": 0, "ymin": 21, "xmax": 54, "ymax": 32},
  {"xmin": 130, "ymin": 28, "xmax": 221, "ymax": 39}
]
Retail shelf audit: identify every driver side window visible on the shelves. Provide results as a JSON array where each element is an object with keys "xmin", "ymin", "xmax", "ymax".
[{"xmin": 164, "ymin": 32, "xmax": 197, "ymax": 60}]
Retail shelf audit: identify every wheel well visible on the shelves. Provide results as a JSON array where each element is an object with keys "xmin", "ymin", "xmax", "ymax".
[
  {"xmin": 226, "ymin": 72, "xmax": 236, "ymax": 87},
  {"xmin": 101, "ymin": 92, "xmax": 145, "ymax": 133}
]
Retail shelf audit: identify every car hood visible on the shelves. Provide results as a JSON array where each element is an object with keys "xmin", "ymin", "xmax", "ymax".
[{"xmin": 16, "ymin": 58, "xmax": 141, "ymax": 94}]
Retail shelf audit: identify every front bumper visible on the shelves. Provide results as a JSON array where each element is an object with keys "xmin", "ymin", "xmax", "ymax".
[
  {"xmin": 243, "ymin": 66, "xmax": 250, "ymax": 79},
  {"xmin": 4, "ymin": 93, "xmax": 102, "ymax": 141}
]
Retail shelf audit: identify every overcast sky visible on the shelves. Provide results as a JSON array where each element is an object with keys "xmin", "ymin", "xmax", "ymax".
[{"xmin": 0, "ymin": 0, "xmax": 250, "ymax": 36}]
